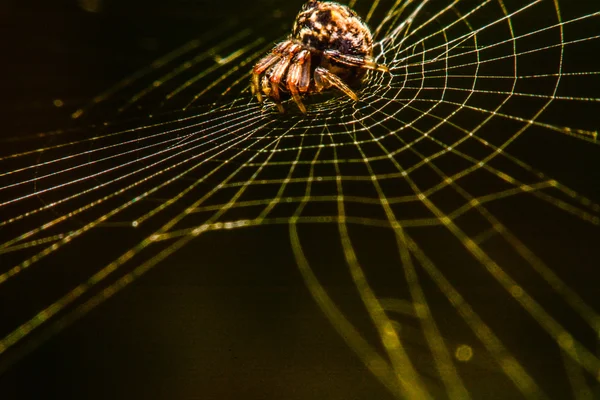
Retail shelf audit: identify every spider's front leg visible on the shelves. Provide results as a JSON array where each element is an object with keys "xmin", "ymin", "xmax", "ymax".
[
  {"xmin": 268, "ymin": 43, "xmax": 301, "ymax": 113},
  {"xmin": 314, "ymin": 66, "xmax": 358, "ymax": 101},
  {"xmin": 287, "ymin": 49, "xmax": 311, "ymax": 113},
  {"xmin": 251, "ymin": 41, "xmax": 291, "ymax": 103},
  {"xmin": 323, "ymin": 49, "xmax": 389, "ymax": 73}
]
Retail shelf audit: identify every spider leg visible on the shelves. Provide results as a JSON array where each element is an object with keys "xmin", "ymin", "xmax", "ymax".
[
  {"xmin": 323, "ymin": 49, "xmax": 389, "ymax": 73},
  {"xmin": 252, "ymin": 54, "xmax": 280, "ymax": 103},
  {"xmin": 260, "ymin": 74, "xmax": 271, "ymax": 97},
  {"xmin": 251, "ymin": 41, "xmax": 291, "ymax": 103},
  {"xmin": 269, "ymin": 44, "xmax": 301, "ymax": 113},
  {"xmin": 287, "ymin": 49, "xmax": 311, "ymax": 113},
  {"xmin": 314, "ymin": 66, "xmax": 358, "ymax": 101}
]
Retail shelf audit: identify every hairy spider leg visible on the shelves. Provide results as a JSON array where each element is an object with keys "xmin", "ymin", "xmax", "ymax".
[
  {"xmin": 251, "ymin": 41, "xmax": 292, "ymax": 103},
  {"xmin": 260, "ymin": 74, "xmax": 272, "ymax": 98},
  {"xmin": 323, "ymin": 49, "xmax": 389, "ymax": 73},
  {"xmin": 287, "ymin": 49, "xmax": 311, "ymax": 113},
  {"xmin": 314, "ymin": 66, "xmax": 358, "ymax": 101},
  {"xmin": 252, "ymin": 56, "xmax": 278, "ymax": 102},
  {"xmin": 268, "ymin": 44, "xmax": 302, "ymax": 113}
]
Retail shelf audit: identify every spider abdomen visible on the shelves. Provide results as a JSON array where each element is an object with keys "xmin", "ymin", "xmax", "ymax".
[{"xmin": 292, "ymin": 1, "xmax": 373, "ymax": 57}]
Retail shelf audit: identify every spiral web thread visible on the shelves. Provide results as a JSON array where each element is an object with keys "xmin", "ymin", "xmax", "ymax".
[{"xmin": 1, "ymin": 0, "xmax": 599, "ymax": 398}]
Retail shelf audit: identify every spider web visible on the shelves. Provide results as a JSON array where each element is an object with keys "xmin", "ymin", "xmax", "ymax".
[{"xmin": 1, "ymin": 0, "xmax": 600, "ymax": 398}]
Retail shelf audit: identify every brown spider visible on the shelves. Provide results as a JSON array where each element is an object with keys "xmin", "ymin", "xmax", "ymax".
[{"xmin": 251, "ymin": 0, "xmax": 389, "ymax": 113}]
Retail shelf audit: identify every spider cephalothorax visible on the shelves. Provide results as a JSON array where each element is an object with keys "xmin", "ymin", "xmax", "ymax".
[{"xmin": 251, "ymin": 0, "xmax": 388, "ymax": 113}]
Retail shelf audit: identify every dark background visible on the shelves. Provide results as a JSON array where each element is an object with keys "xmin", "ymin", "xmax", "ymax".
[{"xmin": 1, "ymin": 1, "xmax": 599, "ymax": 399}]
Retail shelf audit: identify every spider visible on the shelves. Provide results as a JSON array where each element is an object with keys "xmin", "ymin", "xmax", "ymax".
[{"xmin": 251, "ymin": 0, "xmax": 389, "ymax": 113}]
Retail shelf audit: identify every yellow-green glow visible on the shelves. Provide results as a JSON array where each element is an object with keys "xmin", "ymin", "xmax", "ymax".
[
  {"xmin": 1, "ymin": 1, "xmax": 599, "ymax": 399},
  {"xmin": 455, "ymin": 345, "xmax": 474, "ymax": 362}
]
